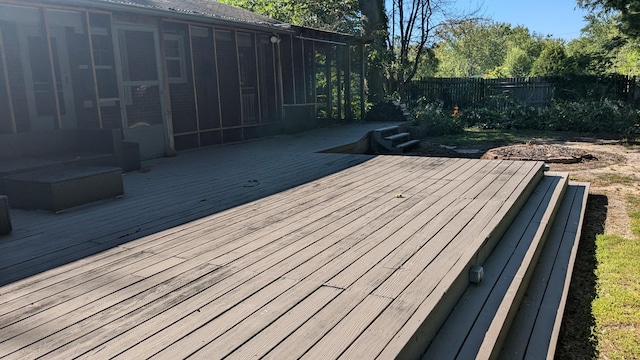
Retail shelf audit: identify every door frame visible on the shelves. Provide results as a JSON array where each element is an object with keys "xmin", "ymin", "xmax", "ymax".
[
  {"xmin": 112, "ymin": 23, "xmax": 169, "ymax": 159},
  {"xmin": 18, "ymin": 24, "xmax": 76, "ymax": 131}
]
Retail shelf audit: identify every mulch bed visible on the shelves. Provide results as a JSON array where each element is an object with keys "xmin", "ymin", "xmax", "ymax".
[
  {"xmin": 481, "ymin": 144, "xmax": 625, "ymax": 170},
  {"xmin": 419, "ymin": 142, "xmax": 625, "ymax": 171},
  {"xmin": 482, "ymin": 144, "xmax": 598, "ymax": 163}
]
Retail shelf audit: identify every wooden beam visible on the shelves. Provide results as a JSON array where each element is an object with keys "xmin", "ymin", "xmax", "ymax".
[
  {"xmin": 344, "ymin": 45, "xmax": 352, "ymax": 121},
  {"xmin": 42, "ymin": 9, "xmax": 63, "ymax": 129},
  {"xmin": 0, "ymin": 24, "xmax": 17, "ymax": 133},
  {"xmin": 359, "ymin": 43, "xmax": 365, "ymax": 120},
  {"xmin": 86, "ymin": 12, "xmax": 104, "ymax": 129},
  {"xmin": 187, "ymin": 24, "xmax": 201, "ymax": 147}
]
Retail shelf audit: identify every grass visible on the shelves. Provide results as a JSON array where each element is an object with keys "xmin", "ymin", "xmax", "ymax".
[
  {"xmin": 590, "ymin": 195, "xmax": 640, "ymax": 359},
  {"xmin": 588, "ymin": 173, "xmax": 639, "ymax": 187},
  {"xmin": 425, "ymin": 128, "xmax": 560, "ymax": 149}
]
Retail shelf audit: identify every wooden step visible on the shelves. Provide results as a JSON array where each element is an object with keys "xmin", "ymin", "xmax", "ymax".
[
  {"xmin": 386, "ymin": 162, "xmax": 546, "ymax": 359},
  {"xmin": 384, "ymin": 132, "xmax": 410, "ymax": 142},
  {"xmin": 4, "ymin": 166, "xmax": 124, "ymax": 212},
  {"xmin": 396, "ymin": 139, "xmax": 420, "ymax": 151},
  {"xmin": 372, "ymin": 126, "xmax": 402, "ymax": 152},
  {"xmin": 499, "ymin": 182, "xmax": 589, "ymax": 359},
  {"xmin": 423, "ymin": 172, "xmax": 569, "ymax": 359},
  {"xmin": 372, "ymin": 126, "xmax": 400, "ymax": 140}
]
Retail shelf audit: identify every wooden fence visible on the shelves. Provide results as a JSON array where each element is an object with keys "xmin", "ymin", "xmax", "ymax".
[{"xmin": 406, "ymin": 76, "xmax": 638, "ymax": 109}]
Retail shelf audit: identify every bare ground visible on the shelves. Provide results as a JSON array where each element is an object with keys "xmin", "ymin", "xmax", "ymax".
[{"xmin": 484, "ymin": 139, "xmax": 640, "ymax": 237}]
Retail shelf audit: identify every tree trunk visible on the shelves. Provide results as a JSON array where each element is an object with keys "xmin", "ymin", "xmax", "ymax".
[{"xmin": 360, "ymin": 0, "xmax": 387, "ymax": 103}]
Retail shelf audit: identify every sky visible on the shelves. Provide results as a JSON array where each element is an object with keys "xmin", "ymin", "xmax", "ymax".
[{"xmin": 465, "ymin": 0, "xmax": 590, "ymax": 40}]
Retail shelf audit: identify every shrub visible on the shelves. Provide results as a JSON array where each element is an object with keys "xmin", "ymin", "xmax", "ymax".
[
  {"xmin": 411, "ymin": 98, "xmax": 464, "ymax": 136},
  {"xmin": 458, "ymin": 92, "xmax": 543, "ymax": 130},
  {"xmin": 411, "ymin": 93, "xmax": 640, "ymax": 138},
  {"xmin": 544, "ymin": 99, "xmax": 640, "ymax": 136}
]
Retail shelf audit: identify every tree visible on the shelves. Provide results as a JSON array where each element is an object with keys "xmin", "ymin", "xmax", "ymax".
[
  {"xmin": 566, "ymin": 13, "xmax": 627, "ymax": 74},
  {"xmin": 578, "ymin": 0, "xmax": 640, "ymax": 38},
  {"xmin": 433, "ymin": 21, "xmax": 545, "ymax": 78},
  {"xmin": 502, "ymin": 47, "xmax": 534, "ymax": 77},
  {"xmin": 386, "ymin": 0, "xmax": 479, "ymax": 98},
  {"xmin": 218, "ymin": 0, "xmax": 360, "ymax": 33},
  {"xmin": 360, "ymin": 0, "xmax": 389, "ymax": 102},
  {"xmin": 530, "ymin": 40, "xmax": 569, "ymax": 76},
  {"xmin": 434, "ymin": 20, "xmax": 511, "ymax": 77}
]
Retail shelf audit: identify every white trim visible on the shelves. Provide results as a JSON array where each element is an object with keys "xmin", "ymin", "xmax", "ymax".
[
  {"xmin": 163, "ymin": 33, "xmax": 187, "ymax": 84},
  {"xmin": 112, "ymin": 23, "xmax": 169, "ymax": 158}
]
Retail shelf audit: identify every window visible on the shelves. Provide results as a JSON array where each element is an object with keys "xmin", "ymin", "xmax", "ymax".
[
  {"xmin": 164, "ymin": 34, "xmax": 186, "ymax": 83},
  {"xmin": 91, "ymin": 27, "xmax": 113, "ymax": 69}
]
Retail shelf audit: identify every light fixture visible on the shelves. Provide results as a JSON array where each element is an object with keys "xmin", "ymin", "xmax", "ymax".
[{"xmin": 270, "ymin": 35, "xmax": 280, "ymax": 44}]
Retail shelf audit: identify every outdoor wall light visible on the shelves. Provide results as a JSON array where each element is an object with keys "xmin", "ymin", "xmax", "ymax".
[
  {"xmin": 469, "ymin": 265, "xmax": 484, "ymax": 284},
  {"xmin": 270, "ymin": 35, "xmax": 280, "ymax": 44}
]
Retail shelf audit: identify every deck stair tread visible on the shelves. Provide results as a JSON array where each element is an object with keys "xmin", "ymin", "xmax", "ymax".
[
  {"xmin": 397, "ymin": 139, "xmax": 420, "ymax": 150},
  {"xmin": 499, "ymin": 182, "xmax": 589, "ymax": 359},
  {"xmin": 372, "ymin": 125, "xmax": 400, "ymax": 133},
  {"xmin": 423, "ymin": 173, "xmax": 589, "ymax": 360},
  {"xmin": 384, "ymin": 132, "xmax": 410, "ymax": 141},
  {"xmin": 372, "ymin": 126, "xmax": 420, "ymax": 153}
]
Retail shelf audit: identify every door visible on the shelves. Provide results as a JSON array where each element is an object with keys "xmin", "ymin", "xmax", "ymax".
[
  {"xmin": 19, "ymin": 25, "xmax": 76, "ymax": 131},
  {"xmin": 114, "ymin": 25, "xmax": 167, "ymax": 159}
]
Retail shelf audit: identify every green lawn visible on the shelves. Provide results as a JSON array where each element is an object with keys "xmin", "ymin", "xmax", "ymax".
[{"xmin": 590, "ymin": 196, "xmax": 640, "ymax": 359}]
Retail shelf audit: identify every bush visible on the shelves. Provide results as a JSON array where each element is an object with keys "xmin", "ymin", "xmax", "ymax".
[
  {"xmin": 411, "ymin": 98, "xmax": 465, "ymax": 136},
  {"xmin": 460, "ymin": 92, "xmax": 542, "ymax": 130},
  {"xmin": 411, "ymin": 93, "xmax": 640, "ymax": 137},
  {"xmin": 544, "ymin": 99, "xmax": 640, "ymax": 136}
]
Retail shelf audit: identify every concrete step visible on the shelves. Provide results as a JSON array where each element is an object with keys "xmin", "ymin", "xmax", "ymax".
[{"xmin": 423, "ymin": 172, "xmax": 570, "ymax": 359}]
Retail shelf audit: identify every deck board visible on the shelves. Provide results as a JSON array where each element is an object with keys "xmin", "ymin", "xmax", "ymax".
[
  {"xmin": 499, "ymin": 182, "xmax": 589, "ymax": 359},
  {"xmin": 422, "ymin": 174, "xmax": 567, "ymax": 359},
  {"xmin": 0, "ymin": 124, "xmax": 549, "ymax": 359}
]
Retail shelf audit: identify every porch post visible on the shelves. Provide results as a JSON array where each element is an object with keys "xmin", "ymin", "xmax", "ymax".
[
  {"xmin": 158, "ymin": 21, "xmax": 176, "ymax": 153},
  {"xmin": 86, "ymin": 12, "xmax": 104, "ymax": 129},
  {"xmin": 0, "ymin": 25, "xmax": 16, "ymax": 133},
  {"xmin": 336, "ymin": 45, "xmax": 342, "ymax": 120},
  {"xmin": 359, "ymin": 42, "xmax": 365, "ymax": 120},
  {"xmin": 187, "ymin": 25, "xmax": 202, "ymax": 147},
  {"xmin": 325, "ymin": 44, "xmax": 331, "ymax": 117},
  {"xmin": 42, "ymin": 9, "xmax": 63, "ymax": 129},
  {"xmin": 344, "ymin": 45, "xmax": 352, "ymax": 121}
]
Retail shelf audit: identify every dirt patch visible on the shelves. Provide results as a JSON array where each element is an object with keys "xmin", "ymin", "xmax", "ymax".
[{"xmin": 481, "ymin": 144, "xmax": 623, "ymax": 170}]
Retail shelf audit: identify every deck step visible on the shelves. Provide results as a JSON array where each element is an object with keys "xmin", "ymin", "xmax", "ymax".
[
  {"xmin": 423, "ymin": 172, "xmax": 570, "ymax": 359},
  {"xmin": 372, "ymin": 126, "xmax": 419, "ymax": 153},
  {"xmin": 372, "ymin": 125, "xmax": 399, "ymax": 137},
  {"xmin": 499, "ymin": 182, "xmax": 589, "ymax": 359},
  {"xmin": 384, "ymin": 132, "xmax": 410, "ymax": 142},
  {"xmin": 390, "ymin": 162, "xmax": 546, "ymax": 359},
  {"xmin": 396, "ymin": 139, "xmax": 420, "ymax": 151}
]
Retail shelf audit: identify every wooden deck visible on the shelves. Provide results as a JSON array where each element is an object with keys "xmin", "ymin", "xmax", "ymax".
[{"xmin": 0, "ymin": 123, "xmax": 568, "ymax": 359}]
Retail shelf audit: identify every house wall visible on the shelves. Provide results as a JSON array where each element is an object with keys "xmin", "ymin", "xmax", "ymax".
[{"xmin": 0, "ymin": 1, "xmax": 364, "ymax": 158}]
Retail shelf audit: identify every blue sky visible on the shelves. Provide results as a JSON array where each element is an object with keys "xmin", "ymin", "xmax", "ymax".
[
  {"xmin": 461, "ymin": 0, "xmax": 590, "ymax": 40},
  {"xmin": 385, "ymin": 0, "xmax": 590, "ymax": 41}
]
